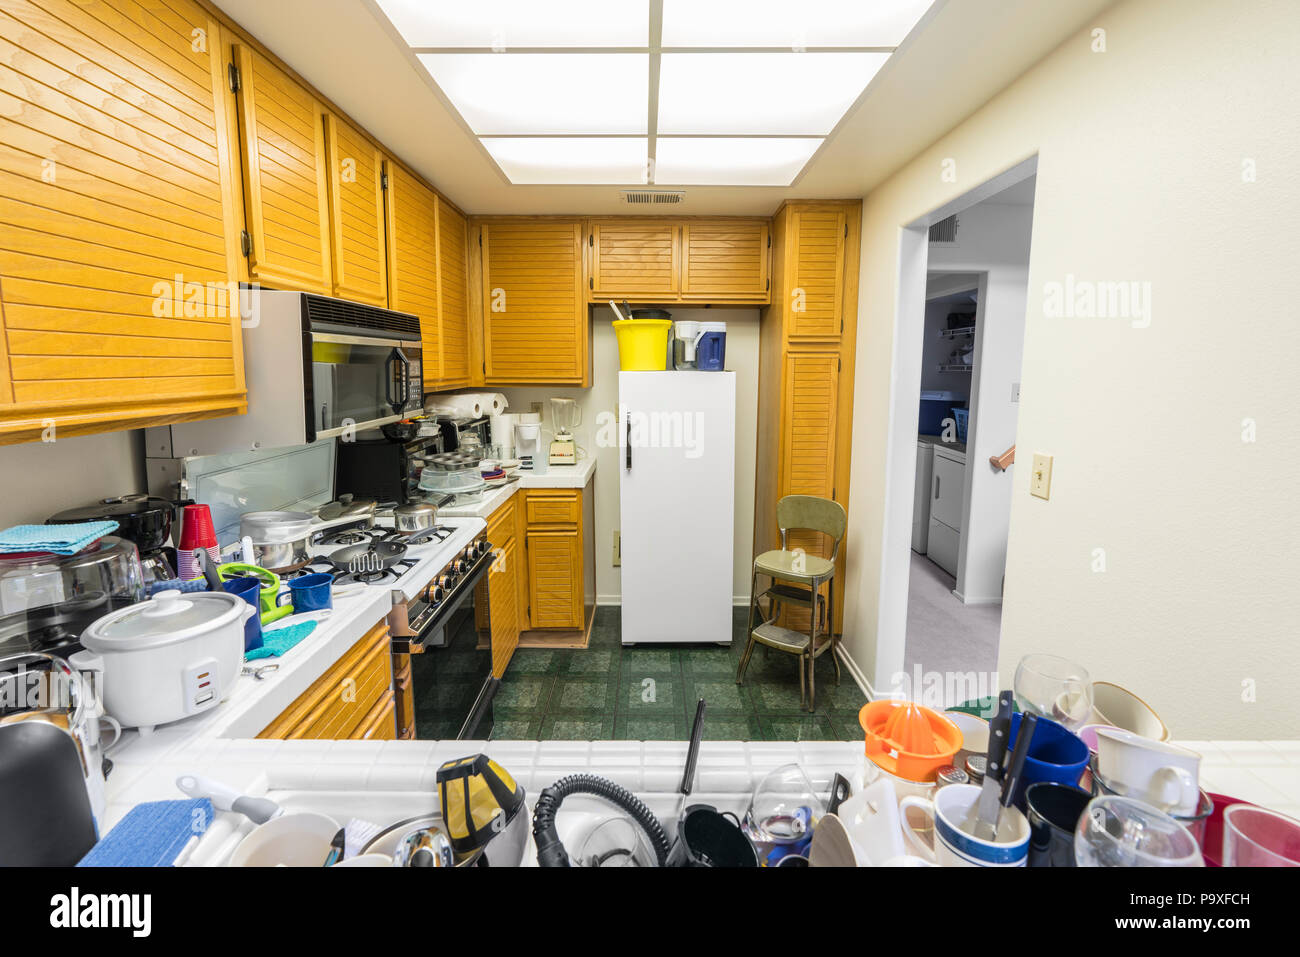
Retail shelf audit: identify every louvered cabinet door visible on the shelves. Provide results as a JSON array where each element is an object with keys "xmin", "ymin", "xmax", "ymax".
[
  {"xmin": 232, "ymin": 42, "xmax": 331, "ymax": 294},
  {"xmin": 435, "ymin": 197, "xmax": 471, "ymax": 388},
  {"xmin": 0, "ymin": 0, "xmax": 246, "ymax": 444},
  {"xmin": 588, "ymin": 220, "xmax": 679, "ymax": 300},
  {"xmin": 324, "ymin": 112, "xmax": 386, "ymax": 306},
  {"xmin": 779, "ymin": 351, "xmax": 841, "ymax": 631},
  {"xmin": 784, "ymin": 208, "xmax": 846, "ymax": 341},
  {"xmin": 481, "ymin": 221, "xmax": 585, "ymax": 385},
  {"xmin": 489, "ymin": 537, "xmax": 520, "ymax": 678},
  {"xmin": 681, "ymin": 220, "xmax": 769, "ymax": 301},
  {"xmin": 526, "ymin": 529, "xmax": 582, "ymax": 630},
  {"xmin": 385, "ymin": 163, "xmax": 441, "ymax": 391}
]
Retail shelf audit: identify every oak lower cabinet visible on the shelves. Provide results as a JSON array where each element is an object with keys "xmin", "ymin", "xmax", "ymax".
[
  {"xmin": 391, "ymin": 650, "xmax": 414, "ymax": 739},
  {"xmin": 258, "ymin": 619, "xmax": 396, "ymax": 740},
  {"xmin": 0, "ymin": 0, "xmax": 247, "ymax": 444},
  {"xmin": 755, "ymin": 200, "xmax": 861, "ymax": 633},
  {"xmin": 522, "ymin": 489, "xmax": 586, "ymax": 631},
  {"xmin": 474, "ymin": 219, "xmax": 588, "ymax": 386},
  {"xmin": 231, "ymin": 42, "xmax": 333, "ymax": 295},
  {"xmin": 479, "ymin": 494, "xmax": 522, "ymax": 677}
]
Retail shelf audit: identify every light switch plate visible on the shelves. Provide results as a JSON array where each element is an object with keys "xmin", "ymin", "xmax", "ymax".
[{"xmin": 1030, "ymin": 453, "xmax": 1053, "ymax": 500}]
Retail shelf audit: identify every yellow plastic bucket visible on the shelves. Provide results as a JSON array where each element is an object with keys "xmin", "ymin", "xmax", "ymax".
[{"xmin": 612, "ymin": 319, "xmax": 671, "ymax": 371}]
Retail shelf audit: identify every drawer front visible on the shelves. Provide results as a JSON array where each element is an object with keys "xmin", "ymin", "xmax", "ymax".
[
  {"xmin": 486, "ymin": 495, "xmax": 518, "ymax": 547},
  {"xmin": 524, "ymin": 491, "xmax": 580, "ymax": 526},
  {"xmin": 356, "ymin": 690, "xmax": 397, "ymax": 740}
]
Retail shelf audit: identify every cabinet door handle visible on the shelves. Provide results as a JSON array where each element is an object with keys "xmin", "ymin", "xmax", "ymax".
[{"xmin": 934, "ymin": 475, "xmax": 940, "ymax": 500}]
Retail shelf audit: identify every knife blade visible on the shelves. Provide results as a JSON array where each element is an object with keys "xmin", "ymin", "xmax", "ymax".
[
  {"xmin": 972, "ymin": 691, "xmax": 1014, "ymax": 840},
  {"xmin": 1000, "ymin": 713, "xmax": 1039, "ymax": 809}
]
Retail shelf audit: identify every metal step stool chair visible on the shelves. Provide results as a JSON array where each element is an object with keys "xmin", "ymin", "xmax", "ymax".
[{"xmin": 736, "ymin": 494, "xmax": 847, "ymax": 712}]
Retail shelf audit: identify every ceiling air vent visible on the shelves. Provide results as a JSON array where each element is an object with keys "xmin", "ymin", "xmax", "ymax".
[
  {"xmin": 622, "ymin": 189, "xmax": 686, "ymax": 206},
  {"xmin": 929, "ymin": 215, "xmax": 959, "ymax": 244}
]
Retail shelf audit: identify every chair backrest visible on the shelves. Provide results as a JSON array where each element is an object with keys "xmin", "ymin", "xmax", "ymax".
[{"xmin": 776, "ymin": 494, "xmax": 847, "ymax": 543}]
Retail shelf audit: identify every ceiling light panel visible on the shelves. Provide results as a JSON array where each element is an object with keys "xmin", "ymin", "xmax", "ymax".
[
  {"xmin": 653, "ymin": 138, "xmax": 821, "ymax": 186},
  {"xmin": 377, "ymin": 0, "xmax": 649, "ymax": 48},
  {"xmin": 418, "ymin": 53, "xmax": 648, "ymax": 134},
  {"xmin": 657, "ymin": 52, "xmax": 888, "ymax": 135},
  {"xmin": 661, "ymin": 0, "xmax": 935, "ymax": 48},
  {"xmin": 482, "ymin": 137, "xmax": 649, "ymax": 184}
]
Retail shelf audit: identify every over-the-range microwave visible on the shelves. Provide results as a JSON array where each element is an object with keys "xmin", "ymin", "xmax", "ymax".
[{"xmin": 147, "ymin": 290, "xmax": 423, "ymax": 457}]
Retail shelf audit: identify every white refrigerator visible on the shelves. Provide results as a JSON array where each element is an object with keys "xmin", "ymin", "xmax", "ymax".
[{"xmin": 619, "ymin": 371, "xmax": 735, "ymax": 645}]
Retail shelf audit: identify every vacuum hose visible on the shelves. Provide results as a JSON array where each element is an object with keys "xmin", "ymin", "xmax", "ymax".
[{"xmin": 532, "ymin": 774, "xmax": 671, "ymax": 867}]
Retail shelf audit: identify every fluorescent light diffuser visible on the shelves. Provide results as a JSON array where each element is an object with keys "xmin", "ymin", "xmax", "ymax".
[
  {"xmin": 376, "ymin": 0, "xmax": 649, "ymax": 48},
  {"xmin": 482, "ymin": 137, "xmax": 649, "ymax": 184},
  {"xmin": 661, "ymin": 0, "xmax": 935, "ymax": 48},
  {"xmin": 653, "ymin": 138, "xmax": 821, "ymax": 186},
  {"xmin": 657, "ymin": 52, "xmax": 887, "ymax": 135},
  {"xmin": 418, "ymin": 53, "xmax": 648, "ymax": 134}
]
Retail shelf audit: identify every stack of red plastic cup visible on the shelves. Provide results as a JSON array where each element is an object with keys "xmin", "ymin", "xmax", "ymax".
[{"xmin": 176, "ymin": 504, "xmax": 219, "ymax": 580}]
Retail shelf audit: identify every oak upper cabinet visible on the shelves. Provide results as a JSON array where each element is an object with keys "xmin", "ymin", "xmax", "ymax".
[
  {"xmin": 589, "ymin": 220, "xmax": 679, "ymax": 300},
  {"xmin": 323, "ymin": 112, "xmax": 386, "ymax": 307},
  {"xmin": 681, "ymin": 220, "xmax": 770, "ymax": 302},
  {"xmin": 0, "ymin": 0, "xmax": 247, "ymax": 444},
  {"xmin": 783, "ymin": 206, "xmax": 847, "ymax": 341},
  {"xmin": 231, "ymin": 42, "xmax": 332, "ymax": 295},
  {"xmin": 478, "ymin": 220, "xmax": 587, "ymax": 386},
  {"xmin": 434, "ymin": 197, "xmax": 472, "ymax": 388}
]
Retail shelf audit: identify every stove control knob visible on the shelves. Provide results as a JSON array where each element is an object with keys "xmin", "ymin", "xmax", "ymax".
[
  {"xmin": 427, "ymin": 584, "xmax": 445, "ymax": 604},
  {"xmin": 452, "ymin": 559, "xmax": 468, "ymax": 575}
]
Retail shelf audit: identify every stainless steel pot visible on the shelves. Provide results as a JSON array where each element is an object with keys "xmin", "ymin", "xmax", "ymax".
[
  {"xmin": 239, "ymin": 510, "xmax": 314, "ymax": 543},
  {"xmin": 392, "ymin": 502, "xmax": 438, "ymax": 533},
  {"xmin": 248, "ymin": 537, "xmax": 312, "ymax": 572}
]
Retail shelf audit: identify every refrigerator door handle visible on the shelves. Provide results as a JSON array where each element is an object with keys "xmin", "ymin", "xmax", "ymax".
[
  {"xmin": 934, "ymin": 475, "xmax": 940, "ymax": 500},
  {"xmin": 625, "ymin": 412, "xmax": 632, "ymax": 471}
]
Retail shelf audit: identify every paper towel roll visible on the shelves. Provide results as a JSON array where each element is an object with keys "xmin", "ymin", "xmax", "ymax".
[{"xmin": 429, "ymin": 395, "xmax": 485, "ymax": 419}]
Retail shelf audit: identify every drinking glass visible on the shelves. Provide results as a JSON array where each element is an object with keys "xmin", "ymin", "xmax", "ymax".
[
  {"xmin": 1222, "ymin": 805, "xmax": 1300, "ymax": 867},
  {"xmin": 1074, "ymin": 796, "xmax": 1204, "ymax": 867},
  {"xmin": 1014, "ymin": 653, "xmax": 1094, "ymax": 731}
]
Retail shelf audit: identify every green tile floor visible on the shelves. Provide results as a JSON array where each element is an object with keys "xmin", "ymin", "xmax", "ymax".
[{"xmin": 413, "ymin": 606, "xmax": 867, "ymax": 742}]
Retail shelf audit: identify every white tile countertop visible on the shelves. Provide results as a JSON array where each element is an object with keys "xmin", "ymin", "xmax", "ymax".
[{"xmin": 438, "ymin": 456, "xmax": 595, "ymax": 519}]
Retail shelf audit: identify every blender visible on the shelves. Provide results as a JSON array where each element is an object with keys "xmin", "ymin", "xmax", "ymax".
[{"xmin": 548, "ymin": 398, "xmax": 580, "ymax": 466}]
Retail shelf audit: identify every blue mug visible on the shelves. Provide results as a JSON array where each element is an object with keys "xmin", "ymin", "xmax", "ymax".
[
  {"xmin": 222, "ymin": 576, "xmax": 263, "ymax": 653},
  {"xmin": 288, "ymin": 573, "xmax": 333, "ymax": 613},
  {"xmin": 1005, "ymin": 713, "xmax": 1090, "ymax": 809}
]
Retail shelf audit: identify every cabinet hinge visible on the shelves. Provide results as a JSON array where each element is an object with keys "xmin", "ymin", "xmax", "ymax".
[
  {"xmin": 381, "ymin": 171, "xmax": 389, "ymax": 190},
  {"xmin": 227, "ymin": 62, "xmax": 241, "ymax": 93},
  {"xmin": 239, "ymin": 229, "xmax": 251, "ymax": 258}
]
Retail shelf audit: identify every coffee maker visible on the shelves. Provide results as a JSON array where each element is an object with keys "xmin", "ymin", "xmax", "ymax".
[{"xmin": 47, "ymin": 494, "xmax": 185, "ymax": 585}]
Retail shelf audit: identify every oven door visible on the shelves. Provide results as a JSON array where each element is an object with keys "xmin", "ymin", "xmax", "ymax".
[{"xmin": 307, "ymin": 333, "xmax": 420, "ymax": 441}]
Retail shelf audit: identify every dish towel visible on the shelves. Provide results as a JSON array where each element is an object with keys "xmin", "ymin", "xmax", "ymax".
[
  {"xmin": 77, "ymin": 798, "xmax": 213, "ymax": 867},
  {"xmin": 244, "ymin": 620, "xmax": 318, "ymax": 661},
  {"xmin": 0, "ymin": 521, "xmax": 119, "ymax": 555}
]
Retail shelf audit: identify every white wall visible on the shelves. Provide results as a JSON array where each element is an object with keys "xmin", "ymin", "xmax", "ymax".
[
  {"xmin": 0, "ymin": 431, "xmax": 145, "ymax": 528},
  {"xmin": 842, "ymin": 0, "xmax": 1300, "ymax": 738},
  {"xmin": 479, "ymin": 306, "xmax": 760, "ymax": 605}
]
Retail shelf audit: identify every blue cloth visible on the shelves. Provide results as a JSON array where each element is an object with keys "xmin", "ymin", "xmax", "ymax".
[
  {"xmin": 78, "ymin": 798, "xmax": 213, "ymax": 867},
  {"xmin": 244, "ymin": 619, "xmax": 318, "ymax": 661},
  {"xmin": 0, "ymin": 521, "xmax": 119, "ymax": 554}
]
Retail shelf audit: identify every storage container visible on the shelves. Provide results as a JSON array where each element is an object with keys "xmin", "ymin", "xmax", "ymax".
[
  {"xmin": 953, "ymin": 407, "xmax": 969, "ymax": 442},
  {"xmin": 696, "ymin": 321, "xmax": 727, "ymax": 370},
  {"xmin": 613, "ymin": 319, "xmax": 671, "ymax": 371}
]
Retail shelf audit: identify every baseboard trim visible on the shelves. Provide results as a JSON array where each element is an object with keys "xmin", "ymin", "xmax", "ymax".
[
  {"xmin": 596, "ymin": 596, "xmax": 753, "ymax": 606},
  {"xmin": 835, "ymin": 642, "xmax": 876, "ymax": 701},
  {"xmin": 952, "ymin": 589, "xmax": 1003, "ymax": 606}
]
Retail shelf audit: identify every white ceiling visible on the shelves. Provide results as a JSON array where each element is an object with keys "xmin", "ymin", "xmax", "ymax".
[{"xmin": 212, "ymin": 0, "xmax": 1113, "ymax": 215}]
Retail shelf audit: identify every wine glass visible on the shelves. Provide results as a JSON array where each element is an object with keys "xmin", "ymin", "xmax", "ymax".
[
  {"xmin": 1014, "ymin": 653, "xmax": 1093, "ymax": 731},
  {"xmin": 1074, "ymin": 796, "xmax": 1204, "ymax": 867}
]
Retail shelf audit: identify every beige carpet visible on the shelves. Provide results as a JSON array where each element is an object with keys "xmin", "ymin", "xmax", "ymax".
[{"xmin": 900, "ymin": 552, "xmax": 1001, "ymax": 705}]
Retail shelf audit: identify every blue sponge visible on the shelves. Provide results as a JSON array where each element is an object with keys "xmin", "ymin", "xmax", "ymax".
[{"xmin": 78, "ymin": 798, "xmax": 214, "ymax": 867}]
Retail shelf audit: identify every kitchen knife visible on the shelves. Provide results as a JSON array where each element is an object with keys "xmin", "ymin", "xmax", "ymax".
[
  {"xmin": 972, "ymin": 691, "xmax": 1014, "ymax": 840},
  {"xmin": 1000, "ymin": 713, "xmax": 1039, "ymax": 808}
]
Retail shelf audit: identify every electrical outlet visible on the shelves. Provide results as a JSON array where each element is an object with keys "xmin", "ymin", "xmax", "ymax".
[
  {"xmin": 530, "ymin": 401, "xmax": 543, "ymax": 415},
  {"xmin": 1030, "ymin": 453, "xmax": 1053, "ymax": 500},
  {"xmin": 612, "ymin": 530, "xmax": 621, "ymax": 566}
]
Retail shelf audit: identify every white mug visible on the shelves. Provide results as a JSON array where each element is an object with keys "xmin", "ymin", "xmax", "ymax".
[
  {"xmin": 1095, "ymin": 728, "xmax": 1200, "ymax": 815},
  {"xmin": 900, "ymin": 783, "xmax": 1030, "ymax": 867}
]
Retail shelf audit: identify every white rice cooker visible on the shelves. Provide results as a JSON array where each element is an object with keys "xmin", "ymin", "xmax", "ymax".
[{"xmin": 71, "ymin": 590, "xmax": 252, "ymax": 734}]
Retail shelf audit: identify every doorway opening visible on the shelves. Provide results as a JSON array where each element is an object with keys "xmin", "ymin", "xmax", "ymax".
[{"xmin": 874, "ymin": 157, "xmax": 1037, "ymax": 706}]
